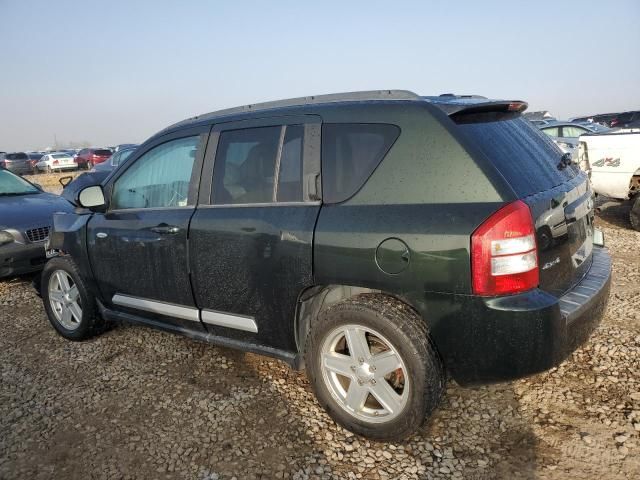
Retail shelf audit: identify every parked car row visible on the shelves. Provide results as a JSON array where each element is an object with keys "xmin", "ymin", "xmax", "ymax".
[
  {"xmin": 572, "ymin": 110, "xmax": 640, "ymax": 129},
  {"xmin": 0, "ymin": 144, "xmax": 138, "ymax": 175}
]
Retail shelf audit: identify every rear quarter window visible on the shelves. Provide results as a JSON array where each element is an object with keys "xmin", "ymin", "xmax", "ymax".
[
  {"xmin": 456, "ymin": 116, "xmax": 577, "ymax": 197},
  {"xmin": 321, "ymin": 123, "xmax": 400, "ymax": 203}
]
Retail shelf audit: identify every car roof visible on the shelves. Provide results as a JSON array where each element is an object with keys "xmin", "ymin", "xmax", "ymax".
[{"xmin": 152, "ymin": 90, "xmax": 527, "ymax": 141}]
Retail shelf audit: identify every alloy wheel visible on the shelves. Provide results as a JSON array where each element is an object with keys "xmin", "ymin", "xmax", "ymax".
[
  {"xmin": 320, "ymin": 324, "xmax": 409, "ymax": 423},
  {"xmin": 48, "ymin": 270, "xmax": 82, "ymax": 330}
]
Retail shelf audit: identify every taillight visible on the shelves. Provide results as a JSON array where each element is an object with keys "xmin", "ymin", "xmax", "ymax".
[{"xmin": 471, "ymin": 200, "xmax": 539, "ymax": 296}]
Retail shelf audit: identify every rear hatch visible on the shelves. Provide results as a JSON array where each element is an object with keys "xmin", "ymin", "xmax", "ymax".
[{"xmin": 442, "ymin": 101, "xmax": 595, "ymax": 297}]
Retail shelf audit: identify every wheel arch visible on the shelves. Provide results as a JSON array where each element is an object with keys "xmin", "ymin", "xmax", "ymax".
[{"xmin": 293, "ymin": 284, "xmax": 424, "ymax": 369}]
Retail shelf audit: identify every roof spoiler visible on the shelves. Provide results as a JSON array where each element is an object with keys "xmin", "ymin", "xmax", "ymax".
[{"xmin": 425, "ymin": 98, "xmax": 528, "ymax": 116}]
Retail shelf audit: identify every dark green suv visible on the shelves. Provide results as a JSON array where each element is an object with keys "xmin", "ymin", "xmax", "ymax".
[{"xmin": 41, "ymin": 91, "xmax": 611, "ymax": 440}]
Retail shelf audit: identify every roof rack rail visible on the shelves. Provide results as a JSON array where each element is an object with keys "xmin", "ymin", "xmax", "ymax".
[{"xmin": 173, "ymin": 90, "xmax": 420, "ymax": 126}]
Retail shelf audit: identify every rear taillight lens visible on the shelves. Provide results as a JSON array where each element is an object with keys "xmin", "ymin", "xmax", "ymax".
[{"xmin": 471, "ymin": 200, "xmax": 539, "ymax": 296}]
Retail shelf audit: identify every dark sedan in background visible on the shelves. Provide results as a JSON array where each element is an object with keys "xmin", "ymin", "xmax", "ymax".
[{"xmin": 0, "ymin": 168, "xmax": 73, "ymax": 278}]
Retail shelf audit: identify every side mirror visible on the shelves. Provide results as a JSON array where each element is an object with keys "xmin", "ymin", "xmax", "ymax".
[{"xmin": 78, "ymin": 185, "xmax": 106, "ymax": 210}]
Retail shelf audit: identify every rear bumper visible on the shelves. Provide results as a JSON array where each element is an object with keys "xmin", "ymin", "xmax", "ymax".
[
  {"xmin": 430, "ymin": 246, "xmax": 611, "ymax": 386},
  {"xmin": 0, "ymin": 242, "xmax": 47, "ymax": 278}
]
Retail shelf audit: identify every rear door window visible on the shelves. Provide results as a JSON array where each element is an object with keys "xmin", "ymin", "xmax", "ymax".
[
  {"xmin": 457, "ymin": 116, "xmax": 577, "ymax": 197},
  {"xmin": 212, "ymin": 124, "xmax": 308, "ymax": 205},
  {"xmin": 212, "ymin": 126, "xmax": 281, "ymax": 205},
  {"xmin": 321, "ymin": 124, "xmax": 400, "ymax": 203},
  {"xmin": 540, "ymin": 127, "xmax": 560, "ymax": 137},
  {"xmin": 561, "ymin": 126, "xmax": 587, "ymax": 138}
]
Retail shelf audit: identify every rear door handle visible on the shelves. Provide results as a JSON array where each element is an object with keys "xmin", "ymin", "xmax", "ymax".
[{"xmin": 150, "ymin": 225, "xmax": 180, "ymax": 234}]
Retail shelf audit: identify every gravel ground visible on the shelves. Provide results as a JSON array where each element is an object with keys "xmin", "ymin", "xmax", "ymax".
[{"xmin": 1, "ymin": 197, "xmax": 638, "ymax": 479}]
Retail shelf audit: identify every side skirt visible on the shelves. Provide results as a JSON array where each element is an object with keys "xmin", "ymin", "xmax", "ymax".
[{"xmin": 97, "ymin": 301, "xmax": 298, "ymax": 368}]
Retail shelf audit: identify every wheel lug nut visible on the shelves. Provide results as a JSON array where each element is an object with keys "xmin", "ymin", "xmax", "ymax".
[
  {"xmin": 370, "ymin": 379, "xmax": 376, "ymax": 385},
  {"xmin": 357, "ymin": 379, "xmax": 364, "ymax": 385},
  {"xmin": 358, "ymin": 357, "xmax": 364, "ymax": 364},
  {"xmin": 350, "ymin": 365, "xmax": 356, "ymax": 372},
  {"xmin": 369, "ymin": 365, "xmax": 376, "ymax": 372}
]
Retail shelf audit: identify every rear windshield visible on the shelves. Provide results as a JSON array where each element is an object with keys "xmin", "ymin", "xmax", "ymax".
[
  {"xmin": 6, "ymin": 153, "xmax": 28, "ymax": 160},
  {"xmin": 94, "ymin": 149, "xmax": 112, "ymax": 156},
  {"xmin": 456, "ymin": 116, "xmax": 577, "ymax": 197}
]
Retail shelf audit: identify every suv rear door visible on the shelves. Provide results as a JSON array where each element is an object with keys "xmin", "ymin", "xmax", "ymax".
[
  {"xmin": 86, "ymin": 126, "xmax": 209, "ymax": 330},
  {"xmin": 189, "ymin": 115, "xmax": 322, "ymax": 353},
  {"xmin": 455, "ymin": 114, "xmax": 595, "ymax": 297}
]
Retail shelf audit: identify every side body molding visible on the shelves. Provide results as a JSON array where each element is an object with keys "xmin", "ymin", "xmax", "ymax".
[{"xmin": 112, "ymin": 294, "xmax": 258, "ymax": 333}]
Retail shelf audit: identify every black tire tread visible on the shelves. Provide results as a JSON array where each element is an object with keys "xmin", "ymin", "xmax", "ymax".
[
  {"xmin": 630, "ymin": 196, "xmax": 640, "ymax": 231},
  {"xmin": 305, "ymin": 293, "xmax": 445, "ymax": 441},
  {"xmin": 41, "ymin": 256, "xmax": 105, "ymax": 341}
]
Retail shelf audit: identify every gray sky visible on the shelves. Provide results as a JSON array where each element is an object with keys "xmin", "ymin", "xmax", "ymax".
[{"xmin": 1, "ymin": 0, "xmax": 639, "ymax": 151}]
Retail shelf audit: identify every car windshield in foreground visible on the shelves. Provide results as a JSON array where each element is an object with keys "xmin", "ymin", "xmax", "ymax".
[{"xmin": 0, "ymin": 169, "xmax": 40, "ymax": 195}]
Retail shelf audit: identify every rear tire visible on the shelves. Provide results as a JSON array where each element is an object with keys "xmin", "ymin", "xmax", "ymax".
[
  {"xmin": 41, "ymin": 257, "xmax": 104, "ymax": 341},
  {"xmin": 630, "ymin": 196, "xmax": 640, "ymax": 231},
  {"xmin": 305, "ymin": 294, "xmax": 445, "ymax": 441}
]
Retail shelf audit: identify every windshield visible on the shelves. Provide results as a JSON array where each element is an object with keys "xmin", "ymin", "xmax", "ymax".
[
  {"xmin": 52, "ymin": 153, "xmax": 71, "ymax": 159},
  {"xmin": 0, "ymin": 169, "xmax": 40, "ymax": 195},
  {"xmin": 114, "ymin": 149, "xmax": 134, "ymax": 166},
  {"xmin": 94, "ymin": 149, "xmax": 112, "ymax": 156}
]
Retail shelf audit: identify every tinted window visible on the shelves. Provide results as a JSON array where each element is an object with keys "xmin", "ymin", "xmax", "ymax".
[
  {"xmin": 276, "ymin": 125, "xmax": 304, "ymax": 202},
  {"xmin": 6, "ymin": 153, "xmax": 28, "ymax": 160},
  {"xmin": 213, "ymin": 126, "xmax": 280, "ymax": 204},
  {"xmin": 457, "ymin": 116, "xmax": 577, "ymax": 197},
  {"xmin": 112, "ymin": 136, "xmax": 198, "ymax": 209},
  {"xmin": 94, "ymin": 149, "xmax": 112, "ymax": 156},
  {"xmin": 321, "ymin": 124, "xmax": 400, "ymax": 203}
]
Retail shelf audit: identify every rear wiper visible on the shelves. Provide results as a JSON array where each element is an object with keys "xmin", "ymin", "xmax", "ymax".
[{"xmin": 557, "ymin": 152, "xmax": 573, "ymax": 171}]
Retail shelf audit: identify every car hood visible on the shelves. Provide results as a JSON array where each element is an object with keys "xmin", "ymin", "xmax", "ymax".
[{"xmin": 0, "ymin": 192, "xmax": 74, "ymax": 230}]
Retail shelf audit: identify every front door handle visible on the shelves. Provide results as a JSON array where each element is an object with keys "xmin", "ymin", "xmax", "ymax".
[
  {"xmin": 150, "ymin": 225, "xmax": 180, "ymax": 234},
  {"xmin": 96, "ymin": 232, "xmax": 108, "ymax": 239}
]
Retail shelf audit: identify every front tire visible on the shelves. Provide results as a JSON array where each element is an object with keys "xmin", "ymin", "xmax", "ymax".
[
  {"xmin": 305, "ymin": 294, "xmax": 445, "ymax": 441},
  {"xmin": 41, "ymin": 257, "xmax": 104, "ymax": 341}
]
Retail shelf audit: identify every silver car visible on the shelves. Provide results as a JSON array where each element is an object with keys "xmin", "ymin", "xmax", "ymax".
[
  {"xmin": 0, "ymin": 152, "xmax": 33, "ymax": 175},
  {"xmin": 539, "ymin": 121, "xmax": 610, "ymax": 152}
]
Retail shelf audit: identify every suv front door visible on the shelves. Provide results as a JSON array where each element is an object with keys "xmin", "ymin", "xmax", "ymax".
[
  {"xmin": 87, "ymin": 127, "xmax": 208, "ymax": 330},
  {"xmin": 189, "ymin": 115, "xmax": 322, "ymax": 354}
]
